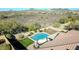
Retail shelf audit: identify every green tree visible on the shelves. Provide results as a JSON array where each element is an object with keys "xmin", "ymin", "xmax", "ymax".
[
  {"xmin": 27, "ymin": 23, "xmax": 41, "ymax": 31},
  {"xmin": 53, "ymin": 22, "xmax": 60, "ymax": 28},
  {"xmin": 0, "ymin": 20, "xmax": 27, "ymax": 35},
  {"xmin": 59, "ymin": 17, "xmax": 68, "ymax": 24}
]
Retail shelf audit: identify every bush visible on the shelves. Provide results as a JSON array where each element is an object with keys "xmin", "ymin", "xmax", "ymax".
[
  {"xmin": 28, "ymin": 32, "xmax": 34, "ymax": 36},
  {"xmin": 0, "ymin": 20, "xmax": 28, "ymax": 35},
  {"xmin": 64, "ymin": 20, "xmax": 79, "ymax": 30},
  {"xmin": 53, "ymin": 22, "xmax": 60, "ymax": 28},
  {"xmin": 18, "ymin": 34, "xmax": 24, "ymax": 39},
  {"xmin": 64, "ymin": 25, "xmax": 72, "ymax": 30},
  {"xmin": 27, "ymin": 23, "xmax": 41, "ymax": 31},
  {"xmin": 58, "ymin": 17, "xmax": 68, "ymax": 24},
  {"xmin": 0, "ymin": 44, "xmax": 12, "ymax": 50},
  {"xmin": 5, "ymin": 34, "xmax": 15, "ymax": 40},
  {"xmin": 0, "ymin": 39, "xmax": 5, "ymax": 44},
  {"xmin": 39, "ymin": 29, "xmax": 43, "ymax": 32},
  {"xmin": 74, "ymin": 25, "xmax": 79, "ymax": 30},
  {"xmin": 59, "ymin": 18, "xmax": 66, "ymax": 24},
  {"xmin": 74, "ymin": 20, "xmax": 79, "ymax": 30}
]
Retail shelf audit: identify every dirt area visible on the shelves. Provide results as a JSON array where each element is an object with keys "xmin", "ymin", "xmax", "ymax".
[
  {"xmin": 0, "ymin": 35, "xmax": 10, "ymax": 44},
  {"xmin": 0, "ymin": 35, "xmax": 14, "ymax": 50}
]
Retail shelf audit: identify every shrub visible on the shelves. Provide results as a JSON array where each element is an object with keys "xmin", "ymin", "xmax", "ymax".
[
  {"xmin": 64, "ymin": 25, "xmax": 72, "ymax": 30},
  {"xmin": 0, "ymin": 20, "xmax": 28, "ymax": 35},
  {"xmin": 0, "ymin": 39, "xmax": 5, "ymax": 44},
  {"xmin": 59, "ymin": 18, "xmax": 66, "ymax": 24},
  {"xmin": 28, "ymin": 32, "xmax": 34, "ymax": 36},
  {"xmin": 74, "ymin": 20, "xmax": 79, "ymax": 30},
  {"xmin": 64, "ymin": 20, "xmax": 79, "ymax": 30},
  {"xmin": 74, "ymin": 25, "xmax": 79, "ymax": 30},
  {"xmin": 53, "ymin": 22, "xmax": 60, "ymax": 28},
  {"xmin": 0, "ymin": 44, "xmax": 12, "ymax": 50},
  {"xmin": 5, "ymin": 34, "xmax": 15, "ymax": 40},
  {"xmin": 18, "ymin": 34, "xmax": 24, "ymax": 39},
  {"xmin": 27, "ymin": 23, "xmax": 41, "ymax": 31},
  {"xmin": 58, "ymin": 17, "xmax": 68, "ymax": 24}
]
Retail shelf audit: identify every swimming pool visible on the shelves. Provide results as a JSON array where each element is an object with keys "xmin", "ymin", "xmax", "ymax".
[{"xmin": 31, "ymin": 33, "xmax": 49, "ymax": 41}]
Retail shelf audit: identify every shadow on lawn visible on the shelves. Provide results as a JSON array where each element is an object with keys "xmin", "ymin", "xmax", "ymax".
[{"xmin": 5, "ymin": 34, "xmax": 27, "ymax": 50}]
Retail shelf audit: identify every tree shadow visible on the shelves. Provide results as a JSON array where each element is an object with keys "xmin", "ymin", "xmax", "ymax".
[
  {"xmin": 75, "ymin": 45, "xmax": 79, "ymax": 50},
  {"xmin": 5, "ymin": 34, "xmax": 27, "ymax": 50}
]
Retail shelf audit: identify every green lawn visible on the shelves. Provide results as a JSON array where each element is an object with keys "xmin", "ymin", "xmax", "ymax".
[
  {"xmin": 0, "ymin": 44, "xmax": 12, "ymax": 50},
  {"xmin": 19, "ymin": 38, "xmax": 34, "ymax": 47}
]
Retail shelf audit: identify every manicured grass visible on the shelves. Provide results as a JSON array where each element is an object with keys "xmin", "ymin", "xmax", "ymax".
[
  {"xmin": 19, "ymin": 38, "xmax": 34, "ymax": 47},
  {"xmin": 0, "ymin": 44, "xmax": 11, "ymax": 50}
]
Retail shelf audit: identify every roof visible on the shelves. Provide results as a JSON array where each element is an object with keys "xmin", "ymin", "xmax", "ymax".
[
  {"xmin": 37, "ymin": 43, "xmax": 78, "ymax": 50},
  {"xmin": 39, "ymin": 30, "xmax": 79, "ymax": 50}
]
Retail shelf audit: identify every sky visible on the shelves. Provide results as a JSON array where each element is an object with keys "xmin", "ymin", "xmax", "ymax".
[
  {"xmin": 67, "ymin": 8, "xmax": 79, "ymax": 10},
  {"xmin": 0, "ymin": 8, "xmax": 30, "ymax": 11},
  {"xmin": 0, "ymin": 8, "xmax": 49, "ymax": 11},
  {"xmin": 0, "ymin": 8, "xmax": 79, "ymax": 11}
]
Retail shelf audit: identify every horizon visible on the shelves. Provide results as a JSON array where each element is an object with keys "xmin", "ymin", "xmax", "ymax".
[
  {"xmin": 0, "ymin": 8, "xmax": 79, "ymax": 11},
  {"xmin": 0, "ymin": 8, "xmax": 49, "ymax": 11}
]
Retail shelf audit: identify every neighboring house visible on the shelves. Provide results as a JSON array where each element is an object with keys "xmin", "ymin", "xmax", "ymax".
[{"xmin": 28, "ymin": 30, "xmax": 79, "ymax": 50}]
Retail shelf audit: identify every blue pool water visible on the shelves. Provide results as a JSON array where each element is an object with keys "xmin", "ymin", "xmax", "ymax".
[{"xmin": 31, "ymin": 33, "xmax": 49, "ymax": 41}]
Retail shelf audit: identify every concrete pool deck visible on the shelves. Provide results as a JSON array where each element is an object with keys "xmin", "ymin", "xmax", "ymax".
[
  {"xmin": 27, "ymin": 32, "xmax": 60, "ymax": 49},
  {"xmin": 29, "ymin": 32, "xmax": 49, "ymax": 44}
]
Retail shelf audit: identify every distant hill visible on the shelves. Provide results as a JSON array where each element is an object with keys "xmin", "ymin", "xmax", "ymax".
[
  {"xmin": 0, "ymin": 8, "xmax": 79, "ymax": 27},
  {"xmin": 66, "ymin": 8, "xmax": 79, "ymax": 10}
]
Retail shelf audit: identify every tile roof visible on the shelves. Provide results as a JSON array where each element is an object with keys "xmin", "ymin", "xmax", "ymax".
[
  {"xmin": 37, "ymin": 43, "xmax": 77, "ymax": 50},
  {"xmin": 39, "ymin": 30, "xmax": 79, "ymax": 50}
]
